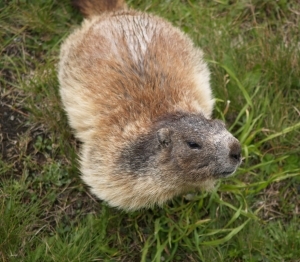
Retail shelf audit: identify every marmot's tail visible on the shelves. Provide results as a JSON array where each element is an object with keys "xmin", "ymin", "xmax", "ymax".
[{"xmin": 72, "ymin": 0, "xmax": 127, "ymax": 17}]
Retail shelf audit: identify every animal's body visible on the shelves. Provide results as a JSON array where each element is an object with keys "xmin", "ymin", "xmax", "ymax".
[{"xmin": 58, "ymin": 0, "xmax": 242, "ymax": 210}]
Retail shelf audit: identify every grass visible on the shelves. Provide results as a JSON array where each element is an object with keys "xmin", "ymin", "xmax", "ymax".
[{"xmin": 0, "ymin": 0, "xmax": 299, "ymax": 261}]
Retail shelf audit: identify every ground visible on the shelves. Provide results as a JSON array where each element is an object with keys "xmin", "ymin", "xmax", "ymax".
[{"xmin": 0, "ymin": 0, "xmax": 300, "ymax": 261}]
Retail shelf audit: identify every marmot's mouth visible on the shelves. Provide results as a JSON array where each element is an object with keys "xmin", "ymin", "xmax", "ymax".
[
  {"xmin": 219, "ymin": 170, "xmax": 235, "ymax": 177},
  {"xmin": 222, "ymin": 172, "xmax": 232, "ymax": 176}
]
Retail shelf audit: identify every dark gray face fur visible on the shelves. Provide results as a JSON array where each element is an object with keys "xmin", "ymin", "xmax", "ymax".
[{"xmin": 120, "ymin": 113, "xmax": 241, "ymax": 186}]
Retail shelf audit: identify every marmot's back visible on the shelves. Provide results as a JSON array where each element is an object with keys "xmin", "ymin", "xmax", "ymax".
[
  {"xmin": 59, "ymin": 10, "xmax": 213, "ymax": 142},
  {"xmin": 59, "ymin": 0, "xmax": 241, "ymax": 210}
]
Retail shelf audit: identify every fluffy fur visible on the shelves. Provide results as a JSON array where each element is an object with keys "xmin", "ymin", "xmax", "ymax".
[{"xmin": 58, "ymin": 0, "xmax": 241, "ymax": 210}]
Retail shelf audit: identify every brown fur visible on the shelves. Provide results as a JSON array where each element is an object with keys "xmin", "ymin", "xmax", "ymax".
[{"xmin": 59, "ymin": 0, "xmax": 242, "ymax": 210}]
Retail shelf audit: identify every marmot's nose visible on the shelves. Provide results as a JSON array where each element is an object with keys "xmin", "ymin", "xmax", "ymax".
[{"xmin": 229, "ymin": 140, "xmax": 241, "ymax": 163}]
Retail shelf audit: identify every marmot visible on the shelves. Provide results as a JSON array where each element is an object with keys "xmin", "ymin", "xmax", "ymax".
[{"xmin": 58, "ymin": 0, "xmax": 242, "ymax": 210}]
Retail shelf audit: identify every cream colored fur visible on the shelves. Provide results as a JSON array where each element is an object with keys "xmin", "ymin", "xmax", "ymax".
[{"xmin": 58, "ymin": 2, "xmax": 240, "ymax": 211}]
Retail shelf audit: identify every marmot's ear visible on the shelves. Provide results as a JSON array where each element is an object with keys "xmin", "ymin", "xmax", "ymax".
[{"xmin": 157, "ymin": 128, "xmax": 172, "ymax": 147}]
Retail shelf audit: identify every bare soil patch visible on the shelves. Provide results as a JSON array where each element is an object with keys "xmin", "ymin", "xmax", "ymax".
[{"xmin": 0, "ymin": 92, "xmax": 28, "ymax": 161}]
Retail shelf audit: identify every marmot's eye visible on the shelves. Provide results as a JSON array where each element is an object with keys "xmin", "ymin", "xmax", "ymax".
[{"xmin": 187, "ymin": 141, "xmax": 201, "ymax": 149}]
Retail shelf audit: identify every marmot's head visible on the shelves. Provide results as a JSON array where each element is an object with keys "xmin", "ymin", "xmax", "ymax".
[
  {"xmin": 156, "ymin": 113, "xmax": 241, "ymax": 185},
  {"xmin": 121, "ymin": 112, "xmax": 241, "ymax": 189}
]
